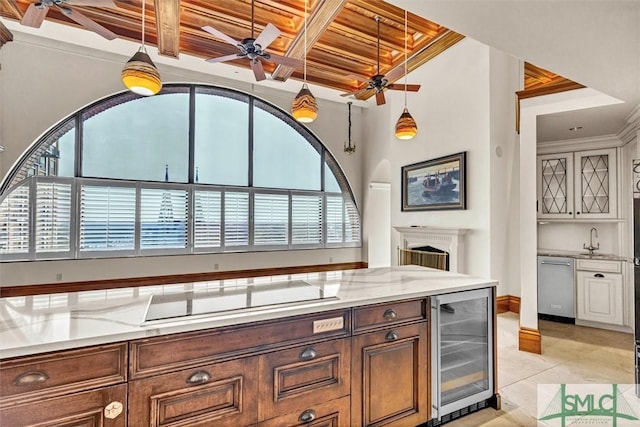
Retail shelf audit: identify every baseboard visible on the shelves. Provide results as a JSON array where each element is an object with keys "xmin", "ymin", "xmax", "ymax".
[
  {"xmin": 496, "ymin": 295, "xmax": 510, "ymax": 314},
  {"xmin": 496, "ymin": 295, "xmax": 520, "ymax": 314},
  {"xmin": 518, "ymin": 326, "xmax": 542, "ymax": 354},
  {"xmin": 508, "ymin": 296, "xmax": 520, "ymax": 314}
]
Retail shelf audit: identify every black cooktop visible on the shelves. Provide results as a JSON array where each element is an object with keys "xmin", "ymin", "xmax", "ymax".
[{"xmin": 143, "ymin": 280, "xmax": 337, "ymax": 322}]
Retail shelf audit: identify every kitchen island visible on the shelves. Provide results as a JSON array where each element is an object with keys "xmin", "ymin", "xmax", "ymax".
[{"xmin": 0, "ymin": 266, "xmax": 498, "ymax": 426}]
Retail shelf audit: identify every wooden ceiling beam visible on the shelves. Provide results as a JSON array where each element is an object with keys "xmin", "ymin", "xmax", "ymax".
[
  {"xmin": 0, "ymin": 0, "xmax": 23, "ymax": 20},
  {"xmin": 154, "ymin": 0, "xmax": 180, "ymax": 57},
  {"xmin": 0, "ymin": 20, "xmax": 13, "ymax": 49},
  {"xmin": 270, "ymin": 0, "xmax": 347, "ymax": 82}
]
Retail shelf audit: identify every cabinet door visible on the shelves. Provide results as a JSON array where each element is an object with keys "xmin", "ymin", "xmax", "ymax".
[
  {"xmin": 537, "ymin": 153, "xmax": 574, "ymax": 219},
  {"xmin": 128, "ymin": 357, "xmax": 258, "ymax": 427},
  {"xmin": 574, "ymin": 148, "xmax": 617, "ymax": 219},
  {"xmin": 0, "ymin": 383, "xmax": 127, "ymax": 427},
  {"xmin": 351, "ymin": 322, "xmax": 429, "ymax": 427},
  {"xmin": 576, "ymin": 271, "xmax": 623, "ymax": 325}
]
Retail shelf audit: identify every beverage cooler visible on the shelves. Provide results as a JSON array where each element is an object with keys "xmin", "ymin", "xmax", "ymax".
[{"xmin": 431, "ymin": 288, "xmax": 494, "ymax": 419}]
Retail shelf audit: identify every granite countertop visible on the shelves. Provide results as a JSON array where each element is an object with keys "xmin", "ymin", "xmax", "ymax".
[
  {"xmin": 0, "ymin": 266, "xmax": 496, "ymax": 359},
  {"xmin": 537, "ymin": 249, "xmax": 630, "ymax": 262}
]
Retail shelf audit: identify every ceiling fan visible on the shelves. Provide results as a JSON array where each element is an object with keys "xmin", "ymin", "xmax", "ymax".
[
  {"xmin": 201, "ymin": 0, "xmax": 303, "ymax": 82},
  {"xmin": 20, "ymin": 0, "xmax": 118, "ymax": 40},
  {"xmin": 342, "ymin": 16, "xmax": 420, "ymax": 106}
]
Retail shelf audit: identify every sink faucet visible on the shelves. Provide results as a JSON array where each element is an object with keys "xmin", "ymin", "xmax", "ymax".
[{"xmin": 583, "ymin": 227, "xmax": 600, "ymax": 254}]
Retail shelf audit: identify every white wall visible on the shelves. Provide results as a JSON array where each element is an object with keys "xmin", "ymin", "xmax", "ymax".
[
  {"xmin": 0, "ymin": 34, "xmax": 365, "ymax": 286},
  {"xmin": 538, "ymin": 222, "xmax": 619, "ymax": 254},
  {"xmin": 363, "ymin": 38, "xmax": 497, "ymax": 280}
]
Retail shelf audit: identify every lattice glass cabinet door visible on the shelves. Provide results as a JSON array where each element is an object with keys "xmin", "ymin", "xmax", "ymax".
[
  {"xmin": 574, "ymin": 148, "xmax": 617, "ymax": 219},
  {"xmin": 537, "ymin": 152, "xmax": 575, "ymax": 219}
]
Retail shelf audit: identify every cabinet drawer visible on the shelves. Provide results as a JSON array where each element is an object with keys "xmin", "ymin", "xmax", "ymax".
[
  {"xmin": 131, "ymin": 309, "xmax": 351, "ymax": 378},
  {"xmin": 0, "ymin": 342, "xmax": 127, "ymax": 408},
  {"xmin": 0, "ymin": 383, "xmax": 127, "ymax": 427},
  {"xmin": 258, "ymin": 338, "xmax": 350, "ymax": 421},
  {"xmin": 128, "ymin": 356, "xmax": 259, "ymax": 427},
  {"xmin": 353, "ymin": 299, "xmax": 425, "ymax": 332},
  {"xmin": 576, "ymin": 259, "xmax": 622, "ymax": 273},
  {"xmin": 259, "ymin": 395, "xmax": 350, "ymax": 427}
]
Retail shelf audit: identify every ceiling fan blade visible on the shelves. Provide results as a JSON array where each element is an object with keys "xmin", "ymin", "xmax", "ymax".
[
  {"xmin": 206, "ymin": 53, "xmax": 242, "ymax": 63},
  {"xmin": 254, "ymin": 23, "xmax": 280, "ymax": 50},
  {"xmin": 345, "ymin": 74, "xmax": 372, "ymax": 84},
  {"xmin": 251, "ymin": 59, "xmax": 267, "ymax": 81},
  {"xmin": 384, "ymin": 67, "xmax": 405, "ymax": 83},
  {"xmin": 66, "ymin": 0, "xmax": 117, "ymax": 7},
  {"xmin": 386, "ymin": 83, "xmax": 421, "ymax": 92},
  {"xmin": 21, "ymin": 3, "xmax": 49, "ymax": 28},
  {"xmin": 57, "ymin": 5, "xmax": 117, "ymax": 39},
  {"xmin": 375, "ymin": 91, "xmax": 386, "ymax": 106},
  {"xmin": 202, "ymin": 25, "xmax": 240, "ymax": 46},
  {"xmin": 266, "ymin": 53, "xmax": 303, "ymax": 69}
]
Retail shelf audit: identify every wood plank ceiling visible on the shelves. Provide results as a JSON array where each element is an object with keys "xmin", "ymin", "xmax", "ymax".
[{"xmin": 0, "ymin": 0, "xmax": 465, "ymax": 100}]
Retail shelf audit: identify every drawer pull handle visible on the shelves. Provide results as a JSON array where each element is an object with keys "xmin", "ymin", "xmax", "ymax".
[
  {"xmin": 594, "ymin": 273, "xmax": 605, "ymax": 278},
  {"xmin": 186, "ymin": 371, "xmax": 211, "ymax": 385},
  {"xmin": 104, "ymin": 401, "xmax": 123, "ymax": 419},
  {"xmin": 299, "ymin": 409, "xmax": 317, "ymax": 423},
  {"xmin": 386, "ymin": 331, "xmax": 399, "ymax": 341},
  {"xmin": 300, "ymin": 348, "xmax": 318, "ymax": 361},
  {"xmin": 383, "ymin": 309, "xmax": 397, "ymax": 320},
  {"xmin": 14, "ymin": 371, "xmax": 49, "ymax": 386}
]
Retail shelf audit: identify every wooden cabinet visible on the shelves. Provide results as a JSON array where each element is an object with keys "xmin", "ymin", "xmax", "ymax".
[
  {"xmin": 351, "ymin": 321, "xmax": 429, "ymax": 426},
  {"xmin": 537, "ymin": 148, "xmax": 618, "ymax": 219},
  {"xmin": 128, "ymin": 357, "xmax": 259, "ymax": 427},
  {"xmin": 0, "ymin": 343, "xmax": 128, "ymax": 427},
  {"xmin": 576, "ymin": 259, "xmax": 624, "ymax": 325}
]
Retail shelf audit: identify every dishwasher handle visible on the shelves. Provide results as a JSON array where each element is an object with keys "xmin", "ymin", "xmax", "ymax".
[{"xmin": 540, "ymin": 261, "xmax": 572, "ymax": 266}]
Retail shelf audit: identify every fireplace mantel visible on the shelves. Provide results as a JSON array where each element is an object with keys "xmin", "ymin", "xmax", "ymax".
[{"xmin": 393, "ymin": 226, "xmax": 468, "ymax": 273}]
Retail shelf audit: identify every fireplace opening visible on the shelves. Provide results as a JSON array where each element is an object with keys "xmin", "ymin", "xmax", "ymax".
[{"xmin": 397, "ymin": 245, "xmax": 450, "ymax": 271}]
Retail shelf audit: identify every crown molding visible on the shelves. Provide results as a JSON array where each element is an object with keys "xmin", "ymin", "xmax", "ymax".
[
  {"xmin": 617, "ymin": 103, "xmax": 640, "ymax": 145},
  {"xmin": 537, "ymin": 134, "xmax": 623, "ymax": 154}
]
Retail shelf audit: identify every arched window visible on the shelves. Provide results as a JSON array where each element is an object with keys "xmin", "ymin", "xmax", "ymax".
[{"xmin": 0, "ymin": 84, "xmax": 360, "ymax": 261}]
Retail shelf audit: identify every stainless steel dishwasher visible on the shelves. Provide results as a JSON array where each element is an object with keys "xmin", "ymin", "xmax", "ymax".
[{"xmin": 537, "ymin": 256, "xmax": 575, "ymax": 322}]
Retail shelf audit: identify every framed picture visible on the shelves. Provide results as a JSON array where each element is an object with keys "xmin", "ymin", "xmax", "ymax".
[{"xmin": 401, "ymin": 151, "xmax": 466, "ymax": 211}]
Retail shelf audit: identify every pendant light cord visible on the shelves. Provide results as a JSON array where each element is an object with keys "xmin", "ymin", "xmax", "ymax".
[
  {"xmin": 141, "ymin": 0, "xmax": 146, "ymax": 50},
  {"xmin": 404, "ymin": 9, "xmax": 408, "ymax": 107},
  {"xmin": 251, "ymin": 0, "xmax": 255, "ymax": 39},
  {"xmin": 303, "ymin": 0, "xmax": 307, "ymax": 83}
]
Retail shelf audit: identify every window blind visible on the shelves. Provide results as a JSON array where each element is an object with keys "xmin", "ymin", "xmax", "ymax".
[
  {"xmin": 292, "ymin": 194, "xmax": 322, "ymax": 245},
  {"xmin": 193, "ymin": 190, "xmax": 222, "ymax": 248},
  {"xmin": 80, "ymin": 185, "xmax": 135, "ymax": 251},
  {"xmin": 225, "ymin": 191, "xmax": 249, "ymax": 247},
  {"xmin": 0, "ymin": 185, "xmax": 30, "ymax": 254},
  {"xmin": 326, "ymin": 195, "xmax": 344, "ymax": 243},
  {"xmin": 36, "ymin": 182, "xmax": 72, "ymax": 253},
  {"xmin": 254, "ymin": 192, "xmax": 289, "ymax": 246},
  {"xmin": 140, "ymin": 188, "xmax": 188, "ymax": 249}
]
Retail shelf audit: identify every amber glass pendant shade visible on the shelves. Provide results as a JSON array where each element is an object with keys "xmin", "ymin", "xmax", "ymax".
[
  {"xmin": 291, "ymin": 83, "xmax": 318, "ymax": 123},
  {"xmin": 395, "ymin": 108, "xmax": 418, "ymax": 140},
  {"xmin": 121, "ymin": 50, "xmax": 162, "ymax": 96}
]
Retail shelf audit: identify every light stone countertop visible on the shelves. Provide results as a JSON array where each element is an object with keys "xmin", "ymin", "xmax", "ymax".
[
  {"xmin": 537, "ymin": 249, "xmax": 631, "ymax": 263},
  {"xmin": 0, "ymin": 266, "xmax": 496, "ymax": 359}
]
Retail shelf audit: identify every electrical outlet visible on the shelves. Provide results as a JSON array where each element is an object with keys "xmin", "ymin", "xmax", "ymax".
[
  {"xmin": 214, "ymin": 263, "xmax": 219, "ymax": 270},
  {"xmin": 55, "ymin": 273, "xmax": 63, "ymax": 281},
  {"xmin": 329, "ymin": 257, "xmax": 333, "ymax": 263},
  {"xmin": 313, "ymin": 316, "xmax": 344, "ymax": 334}
]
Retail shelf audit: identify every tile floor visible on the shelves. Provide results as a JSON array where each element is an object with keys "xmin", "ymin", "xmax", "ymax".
[{"xmin": 445, "ymin": 312, "xmax": 635, "ymax": 426}]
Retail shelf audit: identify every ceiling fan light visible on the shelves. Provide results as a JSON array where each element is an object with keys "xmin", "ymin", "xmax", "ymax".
[
  {"xmin": 121, "ymin": 50, "xmax": 162, "ymax": 96},
  {"xmin": 395, "ymin": 108, "xmax": 418, "ymax": 140},
  {"xmin": 291, "ymin": 83, "xmax": 318, "ymax": 123}
]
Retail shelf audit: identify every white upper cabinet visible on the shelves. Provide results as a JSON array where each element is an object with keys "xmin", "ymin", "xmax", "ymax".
[{"xmin": 537, "ymin": 148, "xmax": 618, "ymax": 220}]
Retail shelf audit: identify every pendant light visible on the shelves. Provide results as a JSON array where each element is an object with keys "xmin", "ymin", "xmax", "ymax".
[
  {"xmin": 395, "ymin": 10, "xmax": 417, "ymax": 140},
  {"xmin": 344, "ymin": 101, "xmax": 356, "ymax": 154},
  {"xmin": 291, "ymin": 0, "xmax": 318, "ymax": 123},
  {"xmin": 121, "ymin": 0, "xmax": 162, "ymax": 96}
]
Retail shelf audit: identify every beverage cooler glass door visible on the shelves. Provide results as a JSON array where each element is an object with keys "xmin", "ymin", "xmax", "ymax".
[{"xmin": 432, "ymin": 288, "xmax": 494, "ymax": 419}]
